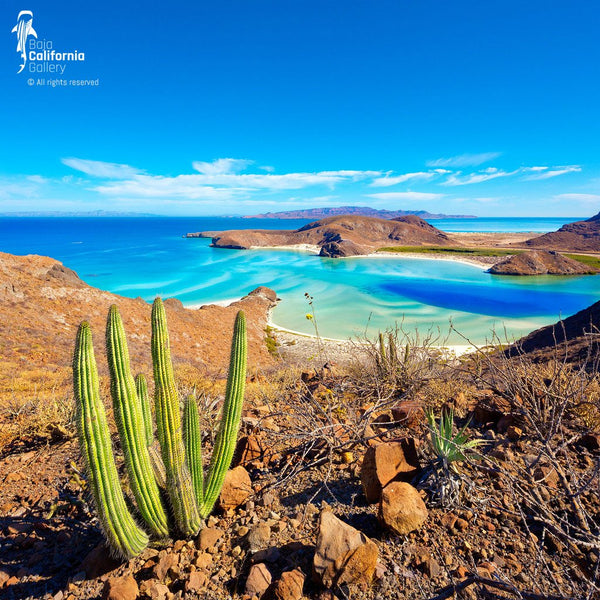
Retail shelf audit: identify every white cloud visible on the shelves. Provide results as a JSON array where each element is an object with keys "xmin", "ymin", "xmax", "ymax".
[
  {"xmin": 192, "ymin": 158, "xmax": 253, "ymax": 175},
  {"xmin": 370, "ymin": 171, "xmax": 437, "ymax": 187},
  {"xmin": 524, "ymin": 166, "xmax": 581, "ymax": 180},
  {"xmin": 72, "ymin": 157, "xmax": 383, "ymax": 199},
  {"xmin": 443, "ymin": 168, "xmax": 516, "ymax": 186},
  {"xmin": 62, "ymin": 157, "xmax": 143, "ymax": 178},
  {"xmin": 427, "ymin": 152, "xmax": 501, "ymax": 168},
  {"xmin": 367, "ymin": 192, "xmax": 445, "ymax": 201},
  {"xmin": 443, "ymin": 165, "xmax": 582, "ymax": 186}
]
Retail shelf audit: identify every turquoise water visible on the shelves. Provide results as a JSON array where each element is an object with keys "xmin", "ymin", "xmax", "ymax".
[{"xmin": 1, "ymin": 216, "xmax": 598, "ymax": 344}]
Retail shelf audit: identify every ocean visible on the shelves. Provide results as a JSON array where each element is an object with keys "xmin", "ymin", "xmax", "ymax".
[{"xmin": 1, "ymin": 216, "xmax": 598, "ymax": 344}]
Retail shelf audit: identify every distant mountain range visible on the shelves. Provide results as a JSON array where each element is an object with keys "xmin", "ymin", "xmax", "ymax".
[
  {"xmin": 0, "ymin": 210, "xmax": 159, "ymax": 217},
  {"xmin": 243, "ymin": 206, "xmax": 477, "ymax": 220}
]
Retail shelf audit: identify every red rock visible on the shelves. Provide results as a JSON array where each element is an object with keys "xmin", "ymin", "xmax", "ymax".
[
  {"xmin": 234, "ymin": 435, "xmax": 264, "ymax": 467},
  {"xmin": 312, "ymin": 508, "xmax": 378, "ymax": 588},
  {"xmin": 217, "ymin": 466, "xmax": 252, "ymax": 511},
  {"xmin": 245, "ymin": 563, "xmax": 272, "ymax": 597},
  {"xmin": 186, "ymin": 570, "xmax": 208, "ymax": 593},
  {"xmin": 102, "ymin": 574, "xmax": 139, "ymax": 600},
  {"xmin": 272, "ymin": 568, "xmax": 305, "ymax": 600},
  {"xmin": 197, "ymin": 527, "xmax": 223, "ymax": 551},
  {"xmin": 139, "ymin": 580, "xmax": 169, "ymax": 600},
  {"xmin": 378, "ymin": 482, "xmax": 428, "ymax": 535},
  {"xmin": 153, "ymin": 551, "xmax": 179, "ymax": 581},
  {"xmin": 440, "ymin": 512, "xmax": 458, "ymax": 531},
  {"xmin": 360, "ymin": 438, "xmax": 420, "ymax": 503}
]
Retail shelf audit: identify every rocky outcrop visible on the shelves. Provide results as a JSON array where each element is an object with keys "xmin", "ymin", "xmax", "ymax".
[
  {"xmin": 189, "ymin": 215, "xmax": 452, "ymax": 258},
  {"xmin": 518, "ymin": 212, "xmax": 600, "ymax": 252},
  {"xmin": 488, "ymin": 250, "xmax": 596, "ymax": 276}
]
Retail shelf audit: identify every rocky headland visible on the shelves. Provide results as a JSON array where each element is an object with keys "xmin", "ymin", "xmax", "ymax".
[{"xmin": 187, "ymin": 215, "xmax": 452, "ymax": 258}]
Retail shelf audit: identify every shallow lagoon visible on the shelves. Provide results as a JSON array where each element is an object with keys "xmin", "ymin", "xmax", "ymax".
[{"xmin": 1, "ymin": 216, "xmax": 598, "ymax": 344}]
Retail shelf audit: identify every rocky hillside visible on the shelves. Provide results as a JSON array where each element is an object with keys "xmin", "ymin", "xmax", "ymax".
[
  {"xmin": 0, "ymin": 252, "xmax": 277, "ymax": 388},
  {"xmin": 188, "ymin": 215, "xmax": 452, "ymax": 258},
  {"xmin": 518, "ymin": 212, "xmax": 600, "ymax": 252},
  {"xmin": 488, "ymin": 250, "xmax": 597, "ymax": 275},
  {"xmin": 506, "ymin": 297, "xmax": 600, "ymax": 363}
]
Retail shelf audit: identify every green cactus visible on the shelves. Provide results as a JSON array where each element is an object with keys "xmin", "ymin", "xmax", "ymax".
[
  {"xmin": 200, "ymin": 310, "xmax": 247, "ymax": 517},
  {"xmin": 73, "ymin": 300, "xmax": 248, "ymax": 558},
  {"xmin": 151, "ymin": 298, "xmax": 202, "ymax": 537},
  {"xmin": 183, "ymin": 395, "xmax": 204, "ymax": 506},
  {"xmin": 106, "ymin": 306, "xmax": 169, "ymax": 539},
  {"xmin": 135, "ymin": 373, "xmax": 153, "ymax": 447},
  {"xmin": 73, "ymin": 322, "xmax": 149, "ymax": 559}
]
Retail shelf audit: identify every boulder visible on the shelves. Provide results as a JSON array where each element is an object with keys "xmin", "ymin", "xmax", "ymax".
[
  {"xmin": 360, "ymin": 438, "xmax": 420, "ymax": 503},
  {"xmin": 312, "ymin": 508, "xmax": 378, "ymax": 588},
  {"xmin": 217, "ymin": 466, "xmax": 252, "ymax": 511},
  {"xmin": 272, "ymin": 567, "xmax": 305, "ymax": 600},
  {"xmin": 245, "ymin": 563, "xmax": 272, "ymax": 597},
  {"xmin": 378, "ymin": 482, "xmax": 428, "ymax": 535},
  {"xmin": 102, "ymin": 574, "xmax": 139, "ymax": 600}
]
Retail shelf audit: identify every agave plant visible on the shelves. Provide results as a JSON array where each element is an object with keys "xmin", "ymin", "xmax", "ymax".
[
  {"xmin": 426, "ymin": 408, "xmax": 484, "ymax": 472},
  {"xmin": 73, "ymin": 298, "xmax": 247, "ymax": 558},
  {"xmin": 422, "ymin": 408, "xmax": 485, "ymax": 507}
]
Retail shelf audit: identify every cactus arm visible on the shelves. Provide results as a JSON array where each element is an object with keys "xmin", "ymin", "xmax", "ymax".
[
  {"xmin": 135, "ymin": 374, "xmax": 154, "ymax": 447},
  {"xmin": 199, "ymin": 310, "xmax": 247, "ymax": 518},
  {"xmin": 151, "ymin": 298, "xmax": 202, "ymax": 536},
  {"xmin": 106, "ymin": 306, "xmax": 169, "ymax": 539},
  {"xmin": 148, "ymin": 444, "xmax": 167, "ymax": 489},
  {"xmin": 73, "ymin": 322, "xmax": 149, "ymax": 559},
  {"xmin": 183, "ymin": 395, "xmax": 204, "ymax": 505}
]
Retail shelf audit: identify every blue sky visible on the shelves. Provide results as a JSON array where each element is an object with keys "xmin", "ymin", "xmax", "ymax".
[{"xmin": 1, "ymin": 1, "xmax": 599, "ymax": 217}]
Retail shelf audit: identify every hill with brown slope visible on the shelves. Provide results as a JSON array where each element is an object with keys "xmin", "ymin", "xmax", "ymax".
[
  {"xmin": 518, "ymin": 212, "xmax": 600, "ymax": 252},
  {"xmin": 505, "ymin": 299, "xmax": 600, "ymax": 364},
  {"xmin": 0, "ymin": 252, "xmax": 276, "ymax": 397},
  {"xmin": 488, "ymin": 250, "xmax": 597, "ymax": 275},
  {"xmin": 188, "ymin": 214, "xmax": 452, "ymax": 257}
]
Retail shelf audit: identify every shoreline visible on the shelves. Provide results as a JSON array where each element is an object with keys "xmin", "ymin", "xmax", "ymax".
[{"xmin": 185, "ymin": 295, "xmax": 478, "ymax": 358}]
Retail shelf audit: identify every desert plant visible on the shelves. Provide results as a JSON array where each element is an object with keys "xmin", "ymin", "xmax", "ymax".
[
  {"xmin": 73, "ymin": 299, "xmax": 247, "ymax": 558},
  {"xmin": 420, "ymin": 408, "xmax": 484, "ymax": 507},
  {"xmin": 426, "ymin": 408, "xmax": 484, "ymax": 472}
]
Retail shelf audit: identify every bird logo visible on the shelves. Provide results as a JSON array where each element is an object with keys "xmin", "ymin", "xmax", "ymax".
[{"xmin": 12, "ymin": 10, "xmax": 37, "ymax": 74}]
